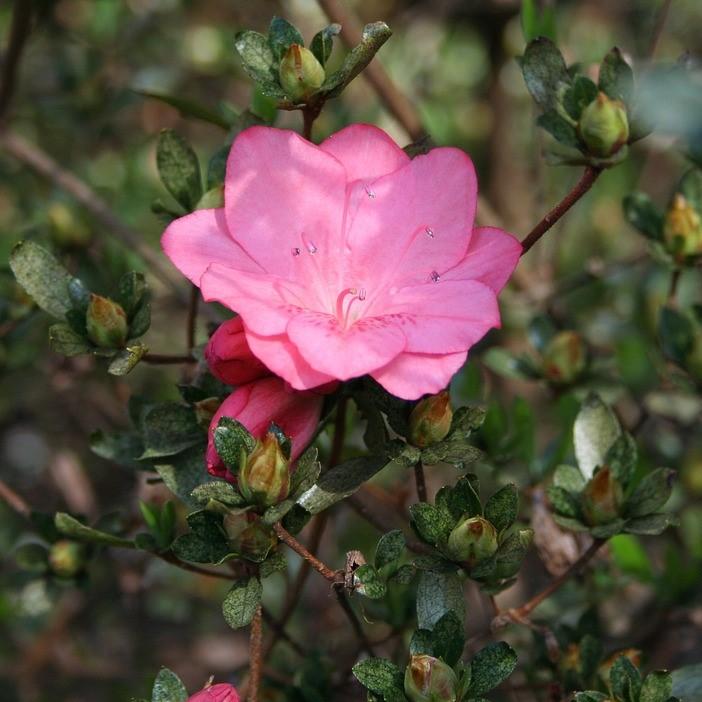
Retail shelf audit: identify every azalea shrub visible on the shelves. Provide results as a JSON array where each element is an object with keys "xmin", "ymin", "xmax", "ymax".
[{"xmin": 2, "ymin": 2, "xmax": 702, "ymax": 702}]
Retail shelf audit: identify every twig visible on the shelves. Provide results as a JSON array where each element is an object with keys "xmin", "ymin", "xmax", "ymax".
[
  {"xmin": 492, "ymin": 539, "xmax": 604, "ymax": 629},
  {"xmin": 0, "ymin": 477, "xmax": 31, "ymax": 518},
  {"xmin": 0, "ymin": 0, "xmax": 33, "ymax": 121},
  {"xmin": 413, "ymin": 462, "xmax": 428, "ymax": 502},
  {"xmin": 186, "ymin": 284, "xmax": 199, "ymax": 353},
  {"xmin": 142, "ymin": 353, "xmax": 196, "ymax": 365},
  {"xmin": 302, "ymin": 104, "xmax": 322, "ymax": 141},
  {"xmin": 334, "ymin": 586, "xmax": 375, "ymax": 657},
  {"xmin": 648, "ymin": 0, "xmax": 673, "ymax": 59},
  {"xmin": 273, "ymin": 523, "xmax": 341, "ymax": 583},
  {"xmin": 316, "ymin": 0, "xmax": 424, "ymax": 141},
  {"xmin": 157, "ymin": 551, "xmax": 238, "ymax": 580},
  {"xmin": 520, "ymin": 167, "xmax": 601, "ymax": 255},
  {"xmin": 668, "ymin": 268, "xmax": 681, "ymax": 305},
  {"xmin": 247, "ymin": 605, "xmax": 263, "ymax": 702},
  {"xmin": 0, "ymin": 131, "xmax": 190, "ymax": 303}
]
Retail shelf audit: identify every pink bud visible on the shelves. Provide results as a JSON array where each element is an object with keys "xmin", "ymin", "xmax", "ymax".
[
  {"xmin": 188, "ymin": 683, "xmax": 240, "ymax": 702},
  {"xmin": 205, "ymin": 317, "xmax": 270, "ymax": 386}
]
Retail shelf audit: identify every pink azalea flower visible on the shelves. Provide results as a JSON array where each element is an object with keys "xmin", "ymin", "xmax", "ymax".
[
  {"xmin": 188, "ymin": 682, "xmax": 240, "ymax": 702},
  {"xmin": 206, "ymin": 376, "xmax": 322, "ymax": 479},
  {"xmin": 163, "ymin": 124, "xmax": 520, "ymax": 400},
  {"xmin": 205, "ymin": 316, "xmax": 270, "ymax": 386}
]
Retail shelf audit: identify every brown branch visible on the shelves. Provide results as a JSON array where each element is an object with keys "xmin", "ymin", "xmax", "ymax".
[
  {"xmin": 247, "ymin": 605, "xmax": 263, "ymax": 702},
  {"xmin": 0, "ymin": 477, "xmax": 31, "ymax": 518},
  {"xmin": 273, "ymin": 523, "xmax": 341, "ymax": 583},
  {"xmin": 186, "ymin": 284, "xmax": 199, "ymax": 353},
  {"xmin": 142, "ymin": 353, "xmax": 196, "ymax": 365},
  {"xmin": 668, "ymin": 268, "xmax": 681, "ymax": 305},
  {"xmin": 492, "ymin": 539, "xmax": 605, "ymax": 629},
  {"xmin": 157, "ymin": 552, "xmax": 237, "ymax": 580},
  {"xmin": 0, "ymin": 0, "xmax": 33, "ymax": 121},
  {"xmin": 302, "ymin": 104, "xmax": 322, "ymax": 141},
  {"xmin": 520, "ymin": 166, "xmax": 601, "ymax": 255},
  {"xmin": 413, "ymin": 462, "xmax": 428, "ymax": 502},
  {"xmin": 648, "ymin": 0, "xmax": 673, "ymax": 59},
  {"xmin": 316, "ymin": 0, "xmax": 424, "ymax": 141},
  {"xmin": 334, "ymin": 586, "xmax": 376, "ymax": 657}
]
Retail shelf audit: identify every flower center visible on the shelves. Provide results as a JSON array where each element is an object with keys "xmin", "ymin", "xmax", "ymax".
[{"xmin": 335, "ymin": 287, "xmax": 367, "ymax": 329}]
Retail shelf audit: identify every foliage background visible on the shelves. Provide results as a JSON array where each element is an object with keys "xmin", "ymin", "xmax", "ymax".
[{"xmin": 1, "ymin": 0, "xmax": 701, "ymax": 700}]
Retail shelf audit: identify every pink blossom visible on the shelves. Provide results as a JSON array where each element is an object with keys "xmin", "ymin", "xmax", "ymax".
[
  {"xmin": 205, "ymin": 316, "xmax": 269, "ymax": 386},
  {"xmin": 163, "ymin": 124, "xmax": 520, "ymax": 400},
  {"xmin": 188, "ymin": 683, "xmax": 240, "ymax": 702},
  {"xmin": 206, "ymin": 376, "xmax": 322, "ymax": 480}
]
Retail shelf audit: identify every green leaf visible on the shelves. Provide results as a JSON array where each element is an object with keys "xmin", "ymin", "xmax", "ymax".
[
  {"xmin": 432, "ymin": 610, "xmax": 464, "ymax": 667},
  {"xmin": 156, "ymin": 129, "xmax": 203, "ymax": 211},
  {"xmin": 268, "ymin": 16, "xmax": 305, "ymax": 62},
  {"xmin": 623, "ymin": 192, "xmax": 663, "ymax": 240},
  {"xmin": 259, "ymin": 549, "xmax": 287, "ymax": 579},
  {"xmin": 296, "ymin": 455, "xmax": 389, "ymax": 514},
  {"xmin": 141, "ymin": 404, "xmax": 203, "ymax": 459},
  {"xmin": 488, "ymin": 529, "xmax": 533, "ymax": 581},
  {"xmin": 55, "ymin": 512, "xmax": 134, "ymax": 548},
  {"xmin": 14, "ymin": 543, "xmax": 49, "ymax": 573},
  {"xmin": 108, "ymin": 344, "xmax": 147, "ymax": 375},
  {"xmin": 155, "ymin": 446, "xmax": 211, "ymax": 509},
  {"xmin": 291, "ymin": 447, "xmax": 321, "ymax": 496},
  {"xmin": 672, "ymin": 664, "xmax": 702, "ymax": 702},
  {"xmin": 547, "ymin": 485, "xmax": 581, "ymax": 518},
  {"xmin": 213, "ymin": 417, "xmax": 256, "ymax": 472},
  {"xmin": 575, "ymin": 693, "xmax": 608, "ymax": 702},
  {"xmin": 116, "ymin": 272, "xmax": 147, "ymax": 316},
  {"xmin": 352, "ymin": 658, "xmax": 404, "ymax": 698},
  {"xmin": 354, "ymin": 564, "xmax": 387, "ymax": 599},
  {"xmin": 469, "ymin": 642, "xmax": 518, "ymax": 696},
  {"xmin": 626, "ymin": 468, "xmax": 675, "ymax": 517},
  {"xmin": 640, "ymin": 671, "xmax": 673, "ymax": 702},
  {"xmin": 10, "ymin": 240, "xmax": 74, "ymax": 319},
  {"xmin": 152, "ymin": 667, "xmax": 188, "ymax": 702},
  {"xmin": 410, "ymin": 628, "xmax": 435, "ymax": 656},
  {"xmin": 90, "ymin": 430, "xmax": 144, "ymax": 469},
  {"xmin": 137, "ymin": 90, "xmax": 232, "ymax": 130},
  {"xmin": 520, "ymin": 37, "xmax": 571, "ymax": 111},
  {"xmin": 563, "ymin": 76, "xmax": 599, "ymax": 120},
  {"xmin": 624, "ymin": 513, "xmax": 677, "ymax": 535},
  {"xmin": 443, "ymin": 474, "xmax": 482, "ymax": 520},
  {"xmin": 222, "ymin": 576, "xmax": 262, "ymax": 629},
  {"xmin": 191, "ymin": 481, "xmax": 245, "ymax": 507},
  {"xmin": 421, "ymin": 438, "xmax": 483, "ymax": 466},
  {"xmin": 416, "ymin": 570, "xmax": 464, "ymax": 629},
  {"xmin": 590, "ymin": 519, "xmax": 627, "ymax": 539},
  {"xmin": 552, "ymin": 514, "xmax": 590, "ymax": 532},
  {"xmin": 599, "ymin": 47, "xmax": 634, "ymax": 106},
  {"xmin": 310, "ymin": 23, "xmax": 341, "ymax": 66},
  {"xmin": 49, "ymin": 323, "xmax": 91, "ymax": 356},
  {"xmin": 537, "ymin": 109, "xmax": 580, "ymax": 147},
  {"xmin": 234, "ymin": 30, "xmax": 283, "ymax": 97},
  {"xmin": 609, "ymin": 534, "xmax": 653, "ymax": 581},
  {"xmin": 606, "ymin": 433, "xmax": 638, "ymax": 487},
  {"xmin": 610, "ymin": 655, "xmax": 642, "ymax": 702},
  {"xmin": 659, "ymin": 306, "xmax": 694, "ymax": 366},
  {"xmin": 678, "ymin": 168, "xmax": 702, "ymax": 213},
  {"xmin": 322, "ymin": 22, "xmax": 392, "ymax": 98},
  {"xmin": 553, "ymin": 464, "xmax": 586, "ymax": 492},
  {"xmin": 574, "ymin": 393, "xmax": 621, "ymax": 479},
  {"xmin": 410, "ymin": 503, "xmax": 454, "ymax": 546},
  {"xmin": 520, "ymin": 0, "xmax": 556, "ymax": 43},
  {"xmin": 484, "ymin": 484, "xmax": 519, "ymax": 532},
  {"xmin": 375, "ymin": 529, "xmax": 406, "ymax": 569},
  {"xmin": 171, "ymin": 523, "xmax": 230, "ymax": 564}
]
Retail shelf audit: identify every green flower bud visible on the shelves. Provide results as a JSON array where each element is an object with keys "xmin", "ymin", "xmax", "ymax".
[
  {"xmin": 578, "ymin": 92, "xmax": 629, "ymax": 157},
  {"xmin": 223, "ymin": 512, "xmax": 277, "ymax": 561},
  {"xmin": 663, "ymin": 193, "xmax": 702, "ymax": 259},
  {"xmin": 582, "ymin": 466, "xmax": 624, "ymax": 525},
  {"xmin": 404, "ymin": 655, "xmax": 458, "ymax": 702},
  {"xmin": 86, "ymin": 293, "xmax": 128, "ymax": 348},
  {"xmin": 239, "ymin": 431, "xmax": 291, "ymax": 507},
  {"xmin": 542, "ymin": 331, "xmax": 587, "ymax": 385},
  {"xmin": 446, "ymin": 516, "xmax": 498, "ymax": 566},
  {"xmin": 49, "ymin": 540, "xmax": 87, "ymax": 578},
  {"xmin": 409, "ymin": 391, "xmax": 453, "ymax": 448},
  {"xmin": 278, "ymin": 44, "xmax": 325, "ymax": 102}
]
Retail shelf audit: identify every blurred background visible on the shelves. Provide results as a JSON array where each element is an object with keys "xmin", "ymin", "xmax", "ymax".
[{"xmin": 1, "ymin": 1, "xmax": 702, "ymax": 700}]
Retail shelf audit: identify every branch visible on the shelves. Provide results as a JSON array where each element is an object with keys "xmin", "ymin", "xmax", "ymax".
[
  {"xmin": 273, "ymin": 523, "xmax": 341, "ymax": 583},
  {"xmin": 0, "ymin": 0, "xmax": 33, "ymax": 121},
  {"xmin": 0, "ymin": 477, "xmax": 31, "ymax": 518},
  {"xmin": 492, "ymin": 538, "xmax": 605, "ymax": 629},
  {"xmin": 334, "ymin": 586, "xmax": 376, "ymax": 657},
  {"xmin": 142, "ymin": 353, "xmax": 196, "ymax": 365},
  {"xmin": 648, "ymin": 0, "xmax": 673, "ymax": 59},
  {"xmin": 413, "ymin": 462, "xmax": 428, "ymax": 502},
  {"xmin": 186, "ymin": 284, "xmax": 199, "ymax": 353},
  {"xmin": 247, "ymin": 605, "xmax": 263, "ymax": 702},
  {"xmin": 520, "ymin": 166, "xmax": 601, "ymax": 255}
]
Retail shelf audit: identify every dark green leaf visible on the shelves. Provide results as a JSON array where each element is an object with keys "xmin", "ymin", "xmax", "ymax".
[
  {"xmin": 590, "ymin": 519, "xmax": 627, "ymax": 539},
  {"xmin": 410, "ymin": 628, "xmax": 434, "ymax": 656},
  {"xmin": 537, "ymin": 109, "xmax": 580, "ymax": 147},
  {"xmin": 640, "ymin": 671, "xmax": 673, "ymax": 702},
  {"xmin": 156, "ymin": 129, "xmax": 203, "ymax": 211},
  {"xmin": 14, "ymin": 543, "xmax": 49, "ymax": 573},
  {"xmin": 416, "ymin": 570, "xmax": 464, "ymax": 629},
  {"xmin": 432, "ymin": 610, "xmax": 464, "ymax": 667},
  {"xmin": 553, "ymin": 464, "xmax": 586, "ymax": 493},
  {"xmin": 116, "ymin": 272, "xmax": 146, "ymax": 317},
  {"xmin": 520, "ymin": 37, "xmax": 571, "ymax": 110},
  {"xmin": 469, "ymin": 642, "xmax": 518, "ymax": 695},
  {"xmin": 234, "ymin": 30, "xmax": 283, "ymax": 96},
  {"xmin": 55, "ymin": 512, "xmax": 134, "ymax": 548},
  {"xmin": 191, "ymin": 481, "xmax": 245, "ymax": 507},
  {"xmin": 442, "ymin": 474, "xmax": 482, "ymax": 521},
  {"xmin": 354, "ymin": 564, "xmax": 387, "ymax": 599},
  {"xmin": 310, "ymin": 23, "xmax": 341, "ymax": 66},
  {"xmin": 352, "ymin": 658, "xmax": 404, "ymax": 697},
  {"xmin": 259, "ymin": 549, "xmax": 287, "ymax": 578},
  {"xmin": 623, "ymin": 193, "xmax": 663, "ymax": 240},
  {"xmin": 563, "ymin": 76, "xmax": 599, "ymax": 120},
  {"xmin": 626, "ymin": 468, "xmax": 675, "ymax": 517},
  {"xmin": 213, "ymin": 417, "xmax": 256, "ymax": 472},
  {"xmin": 141, "ymin": 404, "xmax": 203, "ymax": 459},
  {"xmin": 610, "ymin": 655, "xmax": 642, "ymax": 702},
  {"xmin": 10, "ymin": 241, "xmax": 74, "ymax": 318},
  {"xmin": 488, "ymin": 529, "xmax": 533, "ymax": 581},
  {"xmin": 484, "ymin": 484, "xmax": 519, "ymax": 532},
  {"xmin": 547, "ymin": 485, "xmax": 581, "ymax": 518},
  {"xmin": 678, "ymin": 168, "xmax": 702, "ymax": 213},
  {"xmin": 222, "ymin": 576, "xmax": 262, "ymax": 629},
  {"xmin": 410, "ymin": 503, "xmax": 454, "ymax": 546},
  {"xmin": 599, "ymin": 48, "xmax": 634, "ymax": 106},
  {"xmin": 268, "ymin": 16, "xmax": 305, "ymax": 61},
  {"xmin": 128, "ymin": 300, "xmax": 151, "ymax": 338},
  {"xmin": 49, "ymin": 323, "xmax": 91, "ymax": 356},
  {"xmin": 606, "ymin": 433, "xmax": 638, "ymax": 487},
  {"xmin": 137, "ymin": 90, "xmax": 232, "ymax": 130},
  {"xmin": 154, "ymin": 445, "xmax": 211, "ymax": 508},
  {"xmin": 291, "ymin": 447, "xmax": 321, "ymax": 496},
  {"xmin": 375, "ymin": 529, "xmax": 406, "ymax": 569},
  {"xmin": 624, "ymin": 513, "xmax": 677, "ymax": 535},
  {"xmin": 659, "ymin": 306, "xmax": 695, "ymax": 365},
  {"xmin": 152, "ymin": 667, "xmax": 188, "ymax": 702},
  {"xmin": 90, "ymin": 430, "xmax": 144, "ymax": 469}
]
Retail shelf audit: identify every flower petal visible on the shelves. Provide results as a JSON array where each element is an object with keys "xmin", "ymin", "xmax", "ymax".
[
  {"xmin": 225, "ymin": 126, "xmax": 347, "ymax": 289},
  {"xmin": 379, "ymin": 279, "xmax": 500, "ymax": 354},
  {"xmin": 344, "ymin": 147, "xmax": 477, "ymax": 290},
  {"xmin": 286, "ymin": 312, "xmax": 406, "ymax": 380},
  {"xmin": 442, "ymin": 226, "xmax": 521, "ymax": 293},
  {"xmin": 319, "ymin": 123, "xmax": 410, "ymax": 182},
  {"xmin": 371, "ymin": 351, "xmax": 468, "ymax": 400},
  {"xmin": 161, "ymin": 208, "xmax": 261, "ymax": 286}
]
